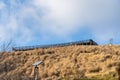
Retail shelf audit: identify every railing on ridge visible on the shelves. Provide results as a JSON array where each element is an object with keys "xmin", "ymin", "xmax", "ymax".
[{"xmin": 12, "ymin": 39, "xmax": 98, "ymax": 51}]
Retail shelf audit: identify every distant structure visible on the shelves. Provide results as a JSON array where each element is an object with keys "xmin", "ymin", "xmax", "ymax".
[
  {"xmin": 109, "ymin": 38, "xmax": 113, "ymax": 45},
  {"xmin": 12, "ymin": 39, "xmax": 98, "ymax": 51}
]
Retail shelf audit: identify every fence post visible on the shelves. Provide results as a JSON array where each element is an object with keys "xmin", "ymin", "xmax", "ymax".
[
  {"xmin": 33, "ymin": 61, "xmax": 43, "ymax": 80},
  {"xmin": 34, "ymin": 65, "xmax": 39, "ymax": 80}
]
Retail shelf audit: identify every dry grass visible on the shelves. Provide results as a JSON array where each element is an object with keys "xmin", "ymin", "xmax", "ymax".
[{"xmin": 0, "ymin": 45, "xmax": 120, "ymax": 80}]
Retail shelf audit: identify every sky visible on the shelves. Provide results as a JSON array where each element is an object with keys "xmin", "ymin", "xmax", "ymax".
[{"xmin": 0, "ymin": 0, "xmax": 120, "ymax": 47}]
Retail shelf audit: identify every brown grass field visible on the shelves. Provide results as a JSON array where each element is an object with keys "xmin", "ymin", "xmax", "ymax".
[{"xmin": 0, "ymin": 45, "xmax": 120, "ymax": 80}]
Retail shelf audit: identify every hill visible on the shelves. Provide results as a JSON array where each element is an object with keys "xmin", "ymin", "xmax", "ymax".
[{"xmin": 0, "ymin": 45, "xmax": 120, "ymax": 80}]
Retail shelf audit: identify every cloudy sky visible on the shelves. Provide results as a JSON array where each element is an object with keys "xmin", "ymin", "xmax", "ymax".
[{"xmin": 0, "ymin": 0, "xmax": 120, "ymax": 46}]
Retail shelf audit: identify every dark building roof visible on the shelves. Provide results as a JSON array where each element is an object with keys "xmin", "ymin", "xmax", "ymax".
[{"xmin": 12, "ymin": 39, "xmax": 98, "ymax": 51}]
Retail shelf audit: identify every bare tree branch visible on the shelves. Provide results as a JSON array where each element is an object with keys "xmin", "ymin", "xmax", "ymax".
[{"xmin": 0, "ymin": 39, "xmax": 14, "ymax": 52}]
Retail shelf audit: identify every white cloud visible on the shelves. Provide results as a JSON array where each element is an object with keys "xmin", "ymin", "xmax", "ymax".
[
  {"xmin": 0, "ymin": 1, "xmax": 5, "ymax": 9},
  {"xmin": 31, "ymin": 0, "xmax": 120, "ymax": 43},
  {"xmin": 0, "ymin": 0, "xmax": 120, "ymax": 44}
]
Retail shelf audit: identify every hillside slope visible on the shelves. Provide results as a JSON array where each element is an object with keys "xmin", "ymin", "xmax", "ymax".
[{"xmin": 0, "ymin": 45, "xmax": 120, "ymax": 80}]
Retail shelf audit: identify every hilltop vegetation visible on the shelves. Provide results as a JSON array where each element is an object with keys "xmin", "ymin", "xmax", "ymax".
[{"xmin": 0, "ymin": 45, "xmax": 120, "ymax": 80}]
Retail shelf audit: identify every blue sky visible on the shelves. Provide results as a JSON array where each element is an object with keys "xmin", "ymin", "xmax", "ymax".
[{"xmin": 0, "ymin": 0, "xmax": 120, "ymax": 46}]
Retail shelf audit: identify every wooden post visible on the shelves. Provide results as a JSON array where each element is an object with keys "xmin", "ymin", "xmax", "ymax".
[
  {"xmin": 34, "ymin": 66, "xmax": 39, "ymax": 80},
  {"xmin": 33, "ymin": 61, "xmax": 42, "ymax": 80}
]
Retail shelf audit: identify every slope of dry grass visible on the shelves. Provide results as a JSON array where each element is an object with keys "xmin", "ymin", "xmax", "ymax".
[{"xmin": 0, "ymin": 45, "xmax": 120, "ymax": 80}]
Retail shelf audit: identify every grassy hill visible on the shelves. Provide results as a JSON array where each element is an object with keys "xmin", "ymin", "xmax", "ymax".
[{"xmin": 0, "ymin": 45, "xmax": 120, "ymax": 80}]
